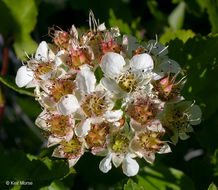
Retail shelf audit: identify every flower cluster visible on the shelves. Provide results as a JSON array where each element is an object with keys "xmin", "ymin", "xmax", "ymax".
[{"xmin": 15, "ymin": 12, "xmax": 201, "ymax": 177}]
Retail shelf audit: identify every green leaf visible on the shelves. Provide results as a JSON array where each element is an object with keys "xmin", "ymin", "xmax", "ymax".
[
  {"xmin": 0, "ymin": 145, "xmax": 74, "ymax": 189},
  {"xmin": 94, "ymin": 66, "xmax": 104, "ymax": 84},
  {"xmin": 206, "ymin": 0, "xmax": 218, "ymax": 33},
  {"xmin": 134, "ymin": 164, "xmax": 195, "ymax": 190},
  {"xmin": 208, "ymin": 183, "xmax": 217, "ymax": 190},
  {"xmin": 160, "ymin": 29, "xmax": 195, "ymax": 45},
  {"xmin": 1, "ymin": 0, "xmax": 38, "ymax": 60},
  {"xmin": 147, "ymin": 0, "xmax": 167, "ymax": 22},
  {"xmin": 0, "ymin": 75, "xmax": 34, "ymax": 96},
  {"xmin": 168, "ymin": 35, "xmax": 218, "ymax": 119},
  {"xmin": 109, "ymin": 9, "xmax": 132, "ymax": 34},
  {"xmin": 40, "ymin": 180, "xmax": 70, "ymax": 190},
  {"xmin": 124, "ymin": 179, "xmax": 144, "ymax": 190},
  {"xmin": 168, "ymin": 35, "xmax": 218, "ymax": 152},
  {"xmin": 211, "ymin": 149, "xmax": 218, "ymax": 177},
  {"xmin": 168, "ymin": 2, "xmax": 186, "ymax": 31}
]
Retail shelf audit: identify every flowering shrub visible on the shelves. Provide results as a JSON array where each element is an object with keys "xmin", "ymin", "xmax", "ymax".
[{"xmin": 15, "ymin": 12, "xmax": 201, "ymax": 177}]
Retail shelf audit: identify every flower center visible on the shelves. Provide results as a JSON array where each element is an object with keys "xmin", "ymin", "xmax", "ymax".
[
  {"xmin": 127, "ymin": 99, "xmax": 157, "ymax": 125},
  {"xmin": 34, "ymin": 62, "xmax": 54, "ymax": 79},
  {"xmin": 137, "ymin": 132, "xmax": 161, "ymax": 151},
  {"xmin": 85, "ymin": 122, "xmax": 109, "ymax": 149},
  {"xmin": 53, "ymin": 30, "xmax": 71, "ymax": 50},
  {"xmin": 118, "ymin": 74, "xmax": 137, "ymax": 93},
  {"xmin": 49, "ymin": 79, "xmax": 75, "ymax": 102},
  {"xmin": 65, "ymin": 49, "xmax": 93, "ymax": 69},
  {"xmin": 111, "ymin": 133, "xmax": 130, "ymax": 153},
  {"xmin": 60, "ymin": 137, "xmax": 83, "ymax": 159},
  {"xmin": 47, "ymin": 115, "xmax": 71, "ymax": 137},
  {"xmin": 162, "ymin": 109, "xmax": 189, "ymax": 135},
  {"xmin": 81, "ymin": 93, "xmax": 107, "ymax": 117}
]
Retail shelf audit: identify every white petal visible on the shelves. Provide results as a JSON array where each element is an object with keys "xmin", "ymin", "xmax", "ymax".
[
  {"xmin": 152, "ymin": 72, "xmax": 164, "ymax": 80},
  {"xmin": 39, "ymin": 72, "xmax": 52, "ymax": 80},
  {"xmin": 15, "ymin": 66, "xmax": 34, "ymax": 88},
  {"xmin": 122, "ymin": 155, "xmax": 139, "ymax": 177},
  {"xmin": 35, "ymin": 110, "xmax": 49, "ymax": 130},
  {"xmin": 47, "ymin": 136, "xmax": 62, "ymax": 147},
  {"xmin": 76, "ymin": 67, "xmax": 96, "ymax": 94},
  {"xmin": 158, "ymin": 144, "xmax": 171, "ymax": 154},
  {"xmin": 57, "ymin": 94, "xmax": 80, "ymax": 115},
  {"xmin": 112, "ymin": 154, "xmax": 124, "ymax": 168},
  {"xmin": 100, "ymin": 52, "xmax": 125, "ymax": 77},
  {"xmin": 97, "ymin": 23, "xmax": 106, "ymax": 31},
  {"xmin": 179, "ymin": 132, "xmax": 190, "ymax": 140},
  {"xmin": 99, "ymin": 153, "xmax": 112, "ymax": 173},
  {"xmin": 68, "ymin": 157, "xmax": 80, "ymax": 168},
  {"xmin": 55, "ymin": 50, "xmax": 65, "ymax": 66},
  {"xmin": 130, "ymin": 53, "xmax": 154, "ymax": 73},
  {"xmin": 35, "ymin": 41, "xmax": 49, "ymax": 62},
  {"xmin": 75, "ymin": 119, "xmax": 91, "ymax": 137},
  {"xmin": 147, "ymin": 119, "xmax": 165, "ymax": 133},
  {"xmin": 104, "ymin": 110, "xmax": 123, "ymax": 122},
  {"xmin": 100, "ymin": 77, "xmax": 123, "ymax": 95},
  {"xmin": 160, "ymin": 59, "xmax": 181, "ymax": 73},
  {"xmin": 52, "ymin": 146, "xmax": 64, "ymax": 158},
  {"xmin": 144, "ymin": 153, "xmax": 155, "ymax": 164},
  {"xmin": 122, "ymin": 35, "xmax": 140, "ymax": 57}
]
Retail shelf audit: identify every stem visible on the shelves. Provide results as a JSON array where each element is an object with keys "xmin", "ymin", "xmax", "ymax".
[
  {"xmin": 1, "ymin": 46, "xmax": 9, "ymax": 76},
  {"xmin": 0, "ymin": 37, "xmax": 9, "ymax": 124}
]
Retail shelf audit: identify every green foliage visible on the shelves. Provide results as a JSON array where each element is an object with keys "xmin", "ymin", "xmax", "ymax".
[
  {"xmin": 205, "ymin": 0, "xmax": 218, "ymax": 33},
  {"xmin": 168, "ymin": 35, "xmax": 218, "ymax": 119},
  {"xmin": 0, "ymin": 75, "xmax": 34, "ymax": 96},
  {"xmin": 160, "ymin": 29, "xmax": 195, "ymax": 44},
  {"xmin": 168, "ymin": 35, "xmax": 218, "ymax": 155},
  {"xmin": 94, "ymin": 66, "xmax": 104, "ymax": 84},
  {"xmin": 168, "ymin": 2, "xmax": 186, "ymax": 31},
  {"xmin": 0, "ymin": 0, "xmax": 38, "ymax": 60},
  {"xmin": 0, "ymin": 0, "xmax": 218, "ymax": 189},
  {"xmin": 124, "ymin": 179, "xmax": 143, "ymax": 190},
  {"xmin": 208, "ymin": 183, "xmax": 217, "ymax": 190},
  {"xmin": 40, "ymin": 180, "xmax": 70, "ymax": 190},
  {"xmin": 119, "ymin": 164, "xmax": 195, "ymax": 190},
  {"xmin": 0, "ymin": 144, "xmax": 74, "ymax": 189},
  {"xmin": 109, "ymin": 9, "xmax": 141, "ymax": 40}
]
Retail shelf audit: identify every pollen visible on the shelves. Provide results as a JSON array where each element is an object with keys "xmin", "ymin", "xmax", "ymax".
[
  {"xmin": 47, "ymin": 115, "xmax": 71, "ymax": 136},
  {"xmin": 60, "ymin": 137, "xmax": 83, "ymax": 159},
  {"xmin": 118, "ymin": 74, "xmax": 137, "ymax": 93},
  {"xmin": 81, "ymin": 93, "xmax": 107, "ymax": 117},
  {"xmin": 85, "ymin": 122, "xmax": 109, "ymax": 149},
  {"xmin": 111, "ymin": 133, "xmax": 130, "ymax": 153},
  {"xmin": 162, "ymin": 109, "xmax": 189, "ymax": 136},
  {"xmin": 136, "ymin": 131, "xmax": 162, "ymax": 151},
  {"xmin": 34, "ymin": 62, "xmax": 54, "ymax": 79},
  {"xmin": 127, "ymin": 99, "xmax": 157, "ymax": 125},
  {"xmin": 49, "ymin": 79, "xmax": 75, "ymax": 102}
]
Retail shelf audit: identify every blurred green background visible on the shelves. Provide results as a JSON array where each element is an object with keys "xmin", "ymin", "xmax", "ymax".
[{"xmin": 0, "ymin": 0, "xmax": 218, "ymax": 189}]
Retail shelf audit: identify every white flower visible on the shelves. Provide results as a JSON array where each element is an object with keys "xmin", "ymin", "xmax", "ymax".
[
  {"xmin": 100, "ymin": 52, "xmax": 160, "ymax": 101},
  {"xmin": 56, "ymin": 65, "xmax": 124, "ymax": 138},
  {"xmin": 28, "ymin": 41, "xmax": 66, "ymax": 80},
  {"xmin": 35, "ymin": 109, "xmax": 74, "ymax": 147},
  {"xmin": 99, "ymin": 126, "xmax": 139, "ymax": 176}
]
